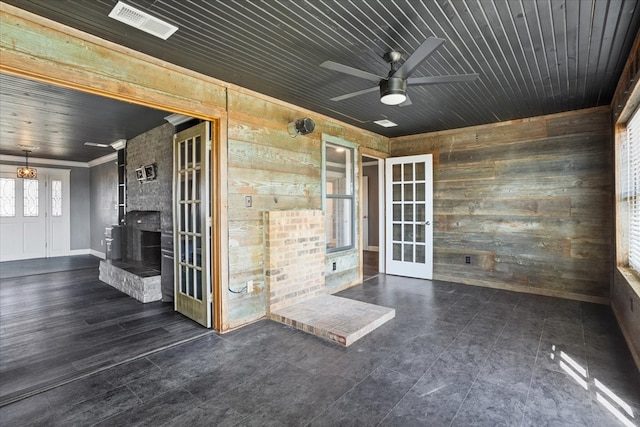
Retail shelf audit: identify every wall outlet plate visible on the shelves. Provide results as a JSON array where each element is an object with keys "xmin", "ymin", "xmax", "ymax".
[
  {"xmin": 245, "ymin": 195, "xmax": 252, "ymax": 207},
  {"xmin": 465, "ymin": 256, "xmax": 471, "ymax": 264}
]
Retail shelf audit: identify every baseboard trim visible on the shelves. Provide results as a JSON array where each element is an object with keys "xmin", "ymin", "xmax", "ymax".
[
  {"xmin": 612, "ymin": 304, "xmax": 640, "ymax": 372},
  {"xmin": 68, "ymin": 249, "xmax": 90, "ymax": 256},
  {"xmin": 90, "ymin": 250, "xmax": 106, "ymax": 259}
]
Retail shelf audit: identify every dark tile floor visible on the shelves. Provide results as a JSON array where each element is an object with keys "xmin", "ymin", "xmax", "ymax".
[{"xmin": 1, "ymin": 274, "xmax": 639, "ymax": 426}]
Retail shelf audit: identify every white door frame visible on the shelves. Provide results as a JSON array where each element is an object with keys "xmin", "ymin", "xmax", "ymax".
[{"xmin": 361, "ymin": 154, "xmax": 385, "ymax": 273}]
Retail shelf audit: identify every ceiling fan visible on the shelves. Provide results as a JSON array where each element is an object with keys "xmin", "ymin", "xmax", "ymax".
[{"xmin": 320, "ymin": 37, "xmax": 479, "ymax": 106}]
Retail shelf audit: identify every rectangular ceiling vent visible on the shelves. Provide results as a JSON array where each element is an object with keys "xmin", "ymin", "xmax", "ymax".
[{"xmin": 108, "ymin": 1, "xmax": 178, "ymax": 40}]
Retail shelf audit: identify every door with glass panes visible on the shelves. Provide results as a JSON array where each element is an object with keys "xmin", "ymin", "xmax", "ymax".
[
  {"xmin": 385, "ymin": 154, "xmax": 433, "ymax": 279},
  {"xmin": 174, "ymin": 122, "xmax": 212, "ymax": 327}
]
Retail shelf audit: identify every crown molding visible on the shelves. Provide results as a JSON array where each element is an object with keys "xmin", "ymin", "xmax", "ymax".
[{"xmin": 0, "ymin": 154, "xmax": 88, "ymax": 168}]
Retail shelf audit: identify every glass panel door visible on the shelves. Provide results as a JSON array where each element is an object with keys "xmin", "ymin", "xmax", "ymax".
[
  {"xmin": 385, "ymin": 154, "xmax": 433, "ymax": 279},
  {"xmin": 174, "ymin": 122, "xmax": 211, "ymax": 327}
]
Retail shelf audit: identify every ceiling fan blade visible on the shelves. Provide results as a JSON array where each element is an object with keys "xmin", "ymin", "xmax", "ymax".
[
  {"xmin": 330, "ymin": 86, "xmax": 379, "ymax": 101},
  {"xmin": 407, "ymin": 73, "xmax": 479, "ymax": 85},
  {"xmin": 320, "ymin": 61, "xmax": 383, "ymax": 82},
  {"xmin": 399, "ymin": 95, "xmax": 412, "ymax": 107},
  {"xmin": 393, "ymin": 37, "xmax": 446, "ymax": 79}
]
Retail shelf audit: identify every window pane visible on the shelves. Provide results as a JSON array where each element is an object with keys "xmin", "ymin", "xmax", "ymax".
[
  {"xmin": 393, "ymin": 204, "xmax": 401, "ymax": 221},
  {"xmin": 392, "ymin": 164, "xmax": 402, "ymax": 182},
  {"xmin": 393, "ymin": 184, "xmax": 402, "ymax": 201},
  {"xmin": 0, "ymin": 178, "xmax": 15, "ymax": 217},
  {"xmin": 416, "ymin": 183, "xmax": 425, "ymax": 202},
  {"xmin": 393, "ymin": 243, "xmax": 402, "ymax": 260},
  {"xmin": 23, "ymin": 179, "xmax": 38, "ymax": 217},
  {"xmin": 416, "ymin": 245, "xmax": 426, "ymax": 263},
  {"xmin": 51, "ymin": 180, "xmax": 62, "ymax": 217},
  {"xmin": 403, "ymin": 163, "xmax": 413, "ymax": 181},
  {"xmin": 404, "ymin": 183, "xmax": 413, "ymax": 201},
  {"xmin": 404, "ymin": 204, "xmax": 413, "ymax": 221},
  {"xmin": 626, "ymin": 109, "xmax": 640, "ymax": 272},
  {"xmin": 415, "ymin": 162, "xmax": 425, "ymax": 180},
  {"xmin": 416, "ymin": 204, "xmax": 426, "ymax": 222},
  {"xmin": 416, "ymin": 224, "xmax": 425, "ymax": 243},
  {"xmin": 326, "ymin": 197, "xmax": 352, "ymax": 249},
  {"xmin": 404, "ymin": 244, "xmax": 414, "ymax": 262},
  {"xmin": 393, "ymin": 224, "xmax": 401, "ymax": 241},
  {"xmin": 325, "ymin": 143, "xmax": 352, "ymax": 195},
  {"xmin": 404, "ymin": 224, "xmax": 413, "ymax": 242}
]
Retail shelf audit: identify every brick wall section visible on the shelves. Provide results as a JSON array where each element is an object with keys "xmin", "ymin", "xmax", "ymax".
[{"xmin": 264, "ymin": 210, "xmax": 326, "ymax": 314}]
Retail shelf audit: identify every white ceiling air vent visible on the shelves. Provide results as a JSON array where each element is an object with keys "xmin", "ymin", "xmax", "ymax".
[
  {"xmin": 108, "ymin": 1, "xmax": 178, "ymax": 40},
  {"xmin": 373, "ymin": 119, "xmax": 398, "ymax": 128}
]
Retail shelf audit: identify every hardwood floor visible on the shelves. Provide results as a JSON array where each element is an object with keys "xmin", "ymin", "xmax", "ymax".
[
  {"xmin": 363, "ymin": 250, "xmax": 379, "ymax": 280},
  {"xmin": 0, "ymin": 256, "xmax": 208, "ymax": 406}
]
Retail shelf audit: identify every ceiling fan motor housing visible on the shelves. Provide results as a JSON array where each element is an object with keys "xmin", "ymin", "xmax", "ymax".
[{"xmin": 380, "ymin": 77, "xmax": 407, "ymax": 105}]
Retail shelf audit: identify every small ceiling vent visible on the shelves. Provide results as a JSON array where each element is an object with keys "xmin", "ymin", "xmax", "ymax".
[{"xmin": 108, "ymin": 1, "xmax": 178, "ymax": 40}]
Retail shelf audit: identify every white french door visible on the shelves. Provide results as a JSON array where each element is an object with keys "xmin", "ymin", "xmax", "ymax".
[
  {"xmin": 385, "ymin": 154, "xmax": 433, "ymax": 279},
  {"xmin": 0, "ymin": 166, "xmax": 70, "ymax": 261}
]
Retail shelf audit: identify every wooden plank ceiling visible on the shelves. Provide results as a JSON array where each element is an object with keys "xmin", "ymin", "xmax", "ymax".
[{"xmin": 1, "ymin": 0, "xmax": 639, "ymax": 162}]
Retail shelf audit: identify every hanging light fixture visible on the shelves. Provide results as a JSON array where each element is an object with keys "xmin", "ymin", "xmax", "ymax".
[{"xmin": 17, "ymin": 150, "xmax": 37, "ymax": 178}]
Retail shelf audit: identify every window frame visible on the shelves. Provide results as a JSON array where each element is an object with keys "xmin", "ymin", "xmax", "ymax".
[{"xmin": 322, "ymin": 135, "xmax": 357, "ymax": 253}]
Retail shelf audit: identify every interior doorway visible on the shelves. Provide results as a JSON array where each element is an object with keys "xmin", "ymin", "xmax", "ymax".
[{"xmin": 361, "ymin": 155, "xmax": 384, "ymax": 279}]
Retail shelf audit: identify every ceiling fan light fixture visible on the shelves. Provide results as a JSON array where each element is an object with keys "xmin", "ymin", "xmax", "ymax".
[{"xmin": 379, "ymin": 78, "xmax": 407, "ymax": 105}]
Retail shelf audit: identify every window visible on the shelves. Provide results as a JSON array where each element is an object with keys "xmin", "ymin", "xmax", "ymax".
[
  {"xmin": 0, "ymin": 178, "xmax": 15, "ymax": 217},
  {"xmin": 23, "ymin": 179, "xmax": 39, "ymax": 217},
  {"xmin": 324, "ymin": 141, "xmax": 355, "ymax": 251},
  {"xmin": 51, "ymin": 179, "xmax": 62, "ymax": 217},
  {"xmin": 621, "ymin": 107, "xmax": 640, "ymax": 272}
]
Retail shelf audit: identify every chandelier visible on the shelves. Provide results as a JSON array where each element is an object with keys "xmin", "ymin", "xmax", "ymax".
[{"xmin": 17, "ymin": 150, "xmax": 37, "ymax": 178}]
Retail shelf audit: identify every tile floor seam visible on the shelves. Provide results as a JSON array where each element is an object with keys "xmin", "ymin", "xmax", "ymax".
[
  {"xmin": 518, "ymin": 318, "xmax": 546, "ymax": 427},
  {"xmin": 446, "ymin": 311, "xmax": 509, "ymax": 427}
]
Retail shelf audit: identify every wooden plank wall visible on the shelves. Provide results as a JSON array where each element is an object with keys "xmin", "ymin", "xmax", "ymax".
[
  {"xmin": 226, "ymin": 90, "xmax": 388, "ymax": 328},
  {"xmin": 391, "ymin": 106, "xmax": 613, "ymax": 303}
]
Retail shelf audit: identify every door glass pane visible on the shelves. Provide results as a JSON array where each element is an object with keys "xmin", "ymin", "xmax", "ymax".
[
  {"xmin": 0, "ymin": 178, "xmax": 15, "ymax": 217},
  {"xmin": 404, "ymin": 183, "xmax": 413, "ymax": 201},
  {"xmin": 416, "ymin": 183, "xmax": 425, "ymax": 202},
  {"xmin": 180, "ymin": 264, "xmax": 187, "ymax": 293},
  {"xmin": 23, "ymin": 179, "xmax": 38, "ymax": 217},
  {"xmin": 392, "ymin": 164, "xmax": 401, "ymax": 182},
  {"xmin": 51, "ymin": 180, "xmax": 62, "ymax": 217},
  {"xmin": 195, "ymin": 170, "xmax": 201, "ymax": 200},
  {"xmin": 404, "ymin": 224, "xmax": 413, "ymax": 242},
  {"xmin": 195, "ymin": 136, "xmax": 202, "ymax": 165},
  {"xmin": 393, "ymin": 184, "xmax": 401, "ymax": 201},
  {"xmin": 393, "ymin": 204, "xmax": 401, "ymax": 221},
  {"xmin": 416, "ymin": 162, "xmax": 425, "ymax": 180},
  {"xmin": 403, "ymin": 163, "xmax": 413, "ymax": 181},
  {"xmin": 416, "ymin": 224, "xmax": 425, "ymax": 243},
  {"xmin": 416, "ymin": 245, "xmax": 426, "ymax": 263},
  {"xmin": 393, "ymin": 224, "xmax": 401, "ymax": 241},
  {"xmin": 404, "ymin": 244, "xmax": 414, "ymax": 262},
  {"xmin": 416, "ymin": 204, "xmax": 426, "ymax": 222},
  {"xmin": 404, "ymin": 204, "xmax": 413, "ymax": 221},
  {"xmin": 393, "ymin": 243, "xmax": 402, "ymax": 261},
  {"xmin": 187, "ymin": 138, "xmax": 194, "ymax": 167}
]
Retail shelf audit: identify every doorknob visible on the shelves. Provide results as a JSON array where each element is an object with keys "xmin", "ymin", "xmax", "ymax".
[{"xmin": 425, "ymin": 221, "xmax": 430, "ymax": 225}]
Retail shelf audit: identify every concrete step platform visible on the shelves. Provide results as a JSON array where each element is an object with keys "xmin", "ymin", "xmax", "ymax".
[{"xmin": 269, "ymin": 294, "xmax": 395, "ymax": 346}]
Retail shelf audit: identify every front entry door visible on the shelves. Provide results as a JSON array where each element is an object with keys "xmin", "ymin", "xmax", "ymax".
[
  {"xmin": 174, "ymin": 122, "xmax": 212, "ymax": 327},
  {"xmin": 385, "ymin": 154, "xmax": 433, "ymax": 279}
]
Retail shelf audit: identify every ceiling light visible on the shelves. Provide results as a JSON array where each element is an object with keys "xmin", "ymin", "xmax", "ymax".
[
  {"xmin": 110, "ymin": 139, "xmax": 127, "ymax": 150},
  {"xmin": 164, "ymin": 113, "xmax": 192, "ymax": 126},
  {"xmin": 17, "ymin": 150, "xmax": 36, "ymax": 178},
  {"xmin": 108, "ymin": 1, "xmax": 178, "ymax": 40},
  {"xmin": 373, "ymin": 119, "xmax": 398, "ymax": 128},
  {"xmin": 379, "ymin": 78, "xmax": 407, "ymax": 105},
  {"xmin": 84, "ymin": 142, "xmax": 110, "ymax": 148}
]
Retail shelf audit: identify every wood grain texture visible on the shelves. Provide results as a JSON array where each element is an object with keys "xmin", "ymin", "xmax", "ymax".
[
  {"xmin": 392, "ymin": 106, "xmax": 613, "ymax": 302},
  {"xmin": 225, "ymin": 91, "xmax": 388, "ymax": 329},
  {"xmin": 0, "ymin": 258, "xmax": 208, "ymax": 406}
]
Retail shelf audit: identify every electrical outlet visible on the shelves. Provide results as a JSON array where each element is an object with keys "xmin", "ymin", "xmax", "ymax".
[
  {"xmin": 332, "ymin": 262, "xmax": 337, "ymax": 271},
  {"xmin": 247, "ymin": 280, "xmax": 253, "ymax": 293},
  {"xmin": 245, "ymin": 196, "xmax": 252, "ymax": 208},
  {"xmin": 465, "ymin": 256, "xmax": 471, "ymax": 264}
]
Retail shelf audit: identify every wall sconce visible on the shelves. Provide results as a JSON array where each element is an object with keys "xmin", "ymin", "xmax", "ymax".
[
  {"xmin": 287, "ymin": 118, "xmax": 315, "ymax": 137},
  {"xmin": 16, "ymin": 150, "xmax": 37, "ymax": 178}
]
